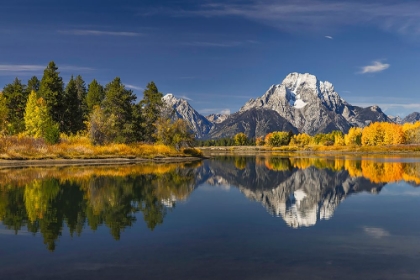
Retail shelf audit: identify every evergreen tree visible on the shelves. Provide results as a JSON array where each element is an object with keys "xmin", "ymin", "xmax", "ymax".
[
  {"xmin": 2, "ymin": 78, "xmax": 28, "ymax": 133},
  {"xmin": 140, "ymin": 81, "xmax": 163, "ymax": 142},
  {"xmin": 74, "ymin": 75, "xmax": 88, "ymax": 118},
  {"xmin": 63, "ymin": 76, "xmax": 84, "ymax": 134},
  {"xmin": 102, "ymin": 77, "xmax": 136, "ymax": 143},
  {"xmin": 86, "ymin": 79, "xmax": 104, "ymax": 112},
  {"xmin": 39, "ymin": 61, "xmax": 65, "ymax": 131},
  {"xmin": 27, "ymin": 76, "xmax": 40, "ymax": 93}
]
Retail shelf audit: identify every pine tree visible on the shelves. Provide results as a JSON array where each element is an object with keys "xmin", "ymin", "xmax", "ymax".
[
  {"xmin": 74, "ymin": 75, "xmax": 88, "ymax": 118},
  {"xmin": 39, "ymin": 61, "xmax": 65, "ymax": 131},
  {"xmin": 102, "ymin": 77, "xmax": 136, "ymax": 143},
  {"xmin": 63, "ymin": 76, "xmax": 84, "ymax": 134},
  {"xmin": 27, "ymin": 76, "xmax": 40, "ymax": 93},
  {"xmin": 140, "ymin": 81, "xmax": 163, "ymax": 142},
  {"xmin": 2, "ymin": 78, "xmax": 28, "ymax": 133},
  {"xmin": 86, "ymin": 79, "xmax": 104, "ymax": 112}
]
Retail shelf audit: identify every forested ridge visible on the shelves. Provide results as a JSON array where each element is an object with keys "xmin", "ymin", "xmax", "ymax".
[{"xmin": 0, "ymin": 61, "xmax": 193, "ymax": 149}]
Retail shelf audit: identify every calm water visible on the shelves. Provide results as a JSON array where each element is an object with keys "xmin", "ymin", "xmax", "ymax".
[{"xmin": 1, "ymin": 156, "xmax": 420, "ymax": 279}]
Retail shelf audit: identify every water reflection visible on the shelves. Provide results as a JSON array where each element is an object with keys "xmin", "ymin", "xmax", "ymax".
[
  {"xmin": 1, "ymin": 156, "xmax": 420, "ymax": 251},
  {"xmin": 0, "ymin": 162, "xmax": 200, "ymax": 251}
]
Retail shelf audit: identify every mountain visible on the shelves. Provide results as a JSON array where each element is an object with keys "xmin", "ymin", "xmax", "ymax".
[
  {"xmin": 402, "ymin": 112, "xmax": 420, "ymax": 123},
  {"xmin": 205, "ymin": 113, "xmax": 228, "ymax": 124},
  {"xmin": 389, "ymin": 115, "xmax": 403, "ymax": 124},
  {"xmin": 198, "ymin": 158, "xmax": 385, "ymax": 228},
  {"xmin": 162, "ymin": 94, "xmax": 213, "ymax": 138},
  {"xmin": 239, "ymin": 73, "xmax": 392, "ymax": 135},
  {"xmin": 208, "ymin": 108, "xmax": 298, "ymax": 139},
  {"xmin": 162, "ymin": 72, "xmax": 398, "ymax": 139}
]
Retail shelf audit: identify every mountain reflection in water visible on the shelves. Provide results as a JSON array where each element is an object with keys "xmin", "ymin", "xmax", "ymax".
[{"xmin": 0, "ymin": 156, "xmax": 419, "ymax": 251}]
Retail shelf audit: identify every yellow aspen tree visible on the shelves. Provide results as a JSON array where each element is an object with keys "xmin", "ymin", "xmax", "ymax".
[
  {"xmin": 24, "ymin": 90, "xmax": 39, "ymax": 137},
  {"xmin": 0, "ymin": 92, "xmax": 9, "ymax": 134}
]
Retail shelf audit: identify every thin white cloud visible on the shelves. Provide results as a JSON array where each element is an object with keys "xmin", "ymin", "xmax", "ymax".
[
  {"xmin": 220, "ymin": 109, "xmax": 231, "ymax": 115},
  {"xmin": 199, "ymin": 108, "xmax": 232, "ymax": 114},
  {"xmin": 0, "ymin": 65, "xmax": 44, "ymax": 72},
  {"xmin": 360, "ymin": 61, "xmax": 390, "ymax": 74},
  {"xmin": 363, "ymin": 227, "xmax": 390, "ymax": 239},
  {"xmin": 182, "ymin": 41, "xmax": 242, "ymax": 48},
  {"xmin": 59, "ymin": 29, "xmax": 143, "ymax": 37},
  {"xmin": 325, "ymin": 35, "xmax": 333, "ymax": 39},
  {"xmin": 0, "ymin": 64, "xmax": 94, "ymax": 75},
  {"xmin": 167, "ymin": 1, "xmax": 420, "ymax": 36},
  {"xmin": 179, "ymin": 95, "xmax": 192, "ymax": 101},
  {"xmin": 126, "ymin": 84, "xmax": 143, "ymax": 91}
]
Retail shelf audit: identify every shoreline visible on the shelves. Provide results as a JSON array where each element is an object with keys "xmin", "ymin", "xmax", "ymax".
[
  {"xmin": 0, "ymin": 156, "xmax": 204, "ymax": 168},
  {"xmin": 199, "ymin": 146, "xmax": 420, "ymax": 156}
]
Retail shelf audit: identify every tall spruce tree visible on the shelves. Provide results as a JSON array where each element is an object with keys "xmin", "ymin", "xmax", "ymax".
[
  {"xmin": 2, "ymin": 77, "xmax": 28, "ymax": 133},
  {"xmin": 63, "ymin": 76, "xmax": 84, "ymax": 134},
  {"xmin": 102, "ymin": 77, "xmax": 136, "ymax": 143},
  {"xmin": 74, "ymin": 75, "xmax": 88, "ymax": 118},
  {"xmin": 86, "ymin": 79, "xmax": 104, "ymax": 112},
  {"xmin": 39, "ymin": 61, "xmax": 65, "ymax": 131},
  {"xmin": 140, "ymin": 81, "xmax": 163, "ymax": 142},
  {"xmin": 27, "ymin": 76, "xmax": 40, "ymax": 93}
]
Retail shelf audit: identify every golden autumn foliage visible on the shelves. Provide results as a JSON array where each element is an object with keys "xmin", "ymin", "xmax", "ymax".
[
  {"xmin": 258, "ymin": 156, "xmax": 420, "ymax": 184},
  {"xmin": 290, "ymin": 133, "xmax": 312, "ymax": 147},
  {"xmin": 344, "ymin": 127, "xmax": 362, "ymax": 146},
  {"xmin": 361, "ymin": 122, "xmax": 405, "ymax": 146},
  {"xmin": 0, "ymin": 134, "xmax": 199, "ymax": 160},
  {"xmin": 403, "ymin": 121, "xmax": 420, "ymax": 144}
]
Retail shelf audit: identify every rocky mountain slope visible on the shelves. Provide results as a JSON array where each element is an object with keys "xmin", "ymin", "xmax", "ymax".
[
  {"xmin": 239, "ymin": 73, "xmax": 391, "ymax": 135},
  {"xmin": 196, "ymin": 158, "xmax": 385, "ymax": 228},
  {"xmin": 163, "ymin": 72, "xmax": 405, "ymax": 139},
  {"xmin": 162, "ymin": 94, "xmax": 214, "ymax": 138},
  {"xmin": 402, "ymin": 112, "xmax": 420, "ymax": 123},
  {"xmin": 208, "ymin": 108, "xmax": 298, "ymax": 139}
]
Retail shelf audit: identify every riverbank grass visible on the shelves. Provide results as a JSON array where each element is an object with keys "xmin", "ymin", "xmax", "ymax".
[{"xmin": 0, "ymin": 135, "xmax": 203, "ymax": 160}]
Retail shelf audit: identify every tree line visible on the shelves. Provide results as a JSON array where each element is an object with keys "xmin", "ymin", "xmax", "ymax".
[
  {"xmin": 0, "ymin": 61, "xmax": 192, "ymax": 147},
  {"xmin": 196, "ymin": 121, "xmax": 420, "ymax": 147}
]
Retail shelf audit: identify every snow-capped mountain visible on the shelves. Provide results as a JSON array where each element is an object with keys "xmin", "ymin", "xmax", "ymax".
[
  {"xmin": 239, "ymin": 72, "xmax": 391, "ymax": 135},
  {"xmin": 205, "ymin": 113, "xmax": 228, "ymax": 124},
  {"xmin": 162, "ymin": 94, "xmax": 214, "ymax": 138},
  {"xmin": 161, "ymin": 72, "xmax": 401, "ymax": 139},
  {"xmin": 198, "ymin": 158, "xmax": 384, "ymax": 228}
]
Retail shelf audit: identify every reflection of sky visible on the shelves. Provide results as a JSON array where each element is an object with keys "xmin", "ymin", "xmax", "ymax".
[{"xmin": 380, "ymin": 182, "xmax": 420, "ymax": 196}]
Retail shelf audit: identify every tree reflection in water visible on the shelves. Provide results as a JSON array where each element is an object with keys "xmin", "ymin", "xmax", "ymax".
[{"xmin": 0, "ymin": 157, "xmax": 420, "ymax": 251}]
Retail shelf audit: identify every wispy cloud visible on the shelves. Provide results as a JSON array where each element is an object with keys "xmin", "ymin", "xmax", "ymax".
[
  {"xmin": 165, "ymin": 1, "xmax": 420, "ymax": 35},
  {"xmin": 59, "ymin": 29, "xmax": 143, "ymax": 37},
  {"xmin": 0, "ymin": 64, "xmax": 94, "ymax": 75},
  {"xmin": 182, "ymin": 41, "xmax": 243, "ymax": 48},
  {"xmin": 363, "ymin": 227, "xmax": 390, "ymax": 239},
  {"xmin": 199, "ymin": 108, "xmax": 231, "ymax": 115},
  {"xmin": 325, "ymin": 35, "xmax": 333, "ymax": 39},
  {"xmin": 360, "ymin": 61, "xmax": 390, "ymax": 74},
  {"xmin": 0, "ymin": 65, "xmax": 44, "ymax": 72},
  {"xmin": 179, "ymin": 95, "xmax": 192, "ymax": 101},
  {"xmin": 126, "ymin": 84, "xmax": 143, "ymax": 91},
  {"xmin": 220, "ymin": 109, "xmax": 231, "ymax": 115}
]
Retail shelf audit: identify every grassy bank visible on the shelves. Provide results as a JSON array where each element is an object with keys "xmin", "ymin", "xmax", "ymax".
[{"xmin": 0, "ymin": 135, "xmax": 203, "ymax": 160}]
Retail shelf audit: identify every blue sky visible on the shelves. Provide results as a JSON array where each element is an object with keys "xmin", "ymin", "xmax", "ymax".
[{"xmin": 1, "ymin": 0, "xmax": 420, "ymax": 117}]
